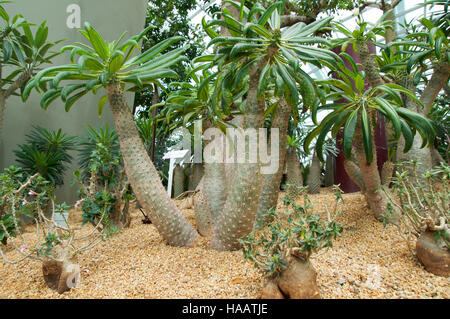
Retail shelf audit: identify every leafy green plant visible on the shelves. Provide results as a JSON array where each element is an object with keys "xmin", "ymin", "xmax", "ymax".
[
  {"xmin": 0, "ymin": 173, "xmax": 107, "ymax": 293},
  {"xmin": 23, "ymin": 21, "xmax": 199, "ymax": 248},
  {"xmin": 0, "ymin": 2, "xmax": 62, "ymax": 137},
  {"xmin": 77, "ymin": 124, "xmax": 120, "ymax": 181},
  {"xmin": 382, "ymin": 161, "xmax": 449, "ymax": 251},
  {"xmin": 13, "ymin": 126, "xmax": 76, "ymax": 187},
  {"xmin": 0, "ymin": 167, "xmax": 52, "ymax": 245},
  {"xmin": 75, "ymin": 125, "xmax": 132, "ymax": 234},
  {"xmin": 240, "ymin": 186, "xmax": 344, "ymax": 279}
]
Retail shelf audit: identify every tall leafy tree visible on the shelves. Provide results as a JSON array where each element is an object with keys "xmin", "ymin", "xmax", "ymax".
[
  {"xmin": 0, "ymin": 2, "xmax": 61, "ymax": 137},
  {"xmin": 23, "ymin": 23, "xmax": 199, "ymax": 245},
  {"xmin": 201, "ymin": 1, "xmax": 338, "ymax": 250},
  {"xmin": 306, "ymin": 53, "xmax": 435, "ymax": 219}
]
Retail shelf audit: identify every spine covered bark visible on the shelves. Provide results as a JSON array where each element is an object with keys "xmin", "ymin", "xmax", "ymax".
[
  {"xmin": 106, "ymin": 82, "xmax": 198, "ymax": 247},
  {"xmin": 307, "ymin": 153, "xmax": 321, "ymax": 194},
  {"xmin": 286, "ymin": 148, "xmax": 303, "ymax": 198},
  {"xmin": 255, "ymin": 98, "xmax": 291, "ymax": 225},
  {"xmin": 210, "ymin": 56, "xmax": 270, "ymax": 251}
]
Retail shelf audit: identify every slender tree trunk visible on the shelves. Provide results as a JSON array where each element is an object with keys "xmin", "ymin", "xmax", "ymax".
[
  {"xmin": 210, "ymin": 56, "xmax": 270, "ymax": 251},
  {"xmin": 324, "ymin": 154, "xmax": 335, "ymax": 187},
  {"xmin": 356, "ymin": 42, "xmax": 385, "ymax": 88},
  {"xmin": 286, "ymin": 148, "xmax": 303, "ymax": 198},
  {"xmin": 0, "ymin": 94, "xmax": 5, "ymax": 138},
  {"xmin": 255, "ymin": 98, "xmax": 291, "ymax": 225},
  {"xmin": 307, "ymin": 153, "xmax": 321, "ymax": 194},
  {"xmin": 173, "ymin": 164, "xmax": 185, "ymax": 198},
  {"xmin": 105, "ymin": 82, "xmax": 198, "ymax": 247}
]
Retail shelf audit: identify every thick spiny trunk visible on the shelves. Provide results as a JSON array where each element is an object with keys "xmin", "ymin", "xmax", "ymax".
[
  {"xmin": 344, "ymin": 159, "xmax": 366, "ymax": 192},
  {"xmin": 353, "ymin": 119, "xmax": 389, "ymax": 219},
  {"xmin": 105, "ymin": 82, "xmax": 198, "ymax": 247},
  {"xmin": 356, "ymin": 42, "xmax": 385, "ymax": 88},
  {"xmin": 210, "ymin": 58, "xmax": 268, "ymax": 251},
  {"xmin": 173, "ymin": 164, "xmax": 185, "ymax": 198},
  {"xmin": 421, "ymin": 62, "xmax": 450, "ymax": 115},
  {"xmin": 286, "ymin": 148, "xmax": 303, "ymax": 198},
  {"xmin": 203, "ymin": 139, "xmax": 228, "ymax": 223},
  {"xmin": 193, "ymin": 177, "xmax": 213, "ymax": 237},
  {"xmin": 255, "ymin": 98, "xmax": 291, "ymax": 225},
  {"xmin": 307, "ymin": 154, "xmax": 321, "ymax": 194},
  {"xmin": 0, "ymin": 94, "xmax": 5, "ymax": 138}
]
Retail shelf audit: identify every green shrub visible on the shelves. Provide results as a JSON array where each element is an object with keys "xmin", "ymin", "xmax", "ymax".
[
  {"xmin": 240, "ymin": 186, "xmax": 344, "ymax": 279},
  {"xmin": 75, "ymin": 125, "xmax": 133, "ymax": 234},
  {"xmin": 13, "ymin": 126, "xmax": 76, "ymax": 187},
  {"xmin": 0, "ymin": 167, "xmax": 52, "ymax": 245},
  {"xmin": 383, "ymin": 161, "xmax": 449, "ymax": 251}
]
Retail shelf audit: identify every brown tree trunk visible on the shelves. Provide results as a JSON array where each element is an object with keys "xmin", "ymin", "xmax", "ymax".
[
  {"xmin": 255, "ymin": 98, "xmax": 291, "ymax": 225},
  {"xmin": 105, "ymin": 82, "xmax": 198, "ymax": 247}
]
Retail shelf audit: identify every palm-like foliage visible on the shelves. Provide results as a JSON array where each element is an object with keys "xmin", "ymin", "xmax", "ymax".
[
  {"xmin": 77, "ymin": 124, "xmax": 121, "ymax": 181},
  {"xmin": 200, "ymin": 0, "xmax": 338, "ymax": 108},
  {"xmin": 305, "ymin": 57, "xmax": 436, "ymax": 164},
  {"xmin": 331, "ymin": 10, "xmax": 395, "ymax": 51},
  {"xmin": 22, "ymin": 22, "xmax": 188, "ymax": 112},
  {"xmin": 158, "ymin": 70, "xmax": 224, "ymax": 132},
  {"xmin": 13, "ymin": 126, "xmax": 76, "ymax": 186},
  {"xmin": 22, "ymin": 22, "xmax": 199, "ymax": 247},
  {"xmin": 386, "ymin": 18, "xmax": 449, "ymax": 76},
  {"xmin": 0, "ymin": 2, "xmax": 61, "ymax": 136}
]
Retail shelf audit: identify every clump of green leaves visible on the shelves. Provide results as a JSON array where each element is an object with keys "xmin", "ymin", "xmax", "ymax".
[
  {"xmin": 13, "ymin": 126, "xmax": 77, "ymax": 187},
  {"xmin": 75, "ymin": 125, "xmax": 133, "ymax": 234},
  {"xmin": 0, "ymin": 166, "xmax": 52, "ymax": 245},
  {"xmin": 382, "ymin": 161, "xmax": 449, "ymax": 251},
  {"xmin": 240, "ymin": 186, "xmax": 344, "ymax": 279}
]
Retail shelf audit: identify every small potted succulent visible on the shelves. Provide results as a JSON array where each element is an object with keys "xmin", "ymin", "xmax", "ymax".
[
  {"xmin": 383, "ymin": 161, "xmax": 449, "ymax": 277},
  {"xmin": 240, "ymin": 186, "xmax": 344, "ymax": 299},
  {"xmin": 0, "ymin": 172, "xmax": 107, "ymax": 293}
]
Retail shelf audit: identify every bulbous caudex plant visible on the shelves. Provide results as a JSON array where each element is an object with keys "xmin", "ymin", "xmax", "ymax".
[
  {"xmin": 240, "ymin": 186, "xmax": 344, "ymax": 299},
  {"xmin": 0, "ymin": 173, "xmax": 107, "ymax": 294},
  {"xmin": 382, "ymin": 161, "xmax": 449, "ymax": 277}
]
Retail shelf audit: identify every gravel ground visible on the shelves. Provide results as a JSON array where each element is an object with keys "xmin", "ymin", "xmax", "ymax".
[{"xmin": 0, "ymin": 189, "xmax": 448, "ymax": 299}]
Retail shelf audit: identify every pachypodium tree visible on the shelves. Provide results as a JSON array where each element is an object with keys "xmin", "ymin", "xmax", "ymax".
[
  {"xmin": 23, "ymin": 23, "xmax": 199, "ymax": 247},
  {"xmin": 0, "ymin": 2, "xmax": 61, "ymax": 137},
  {"xmin": 0, "ymin": 172, "xmax": 107, "ymax": 294},
  {"xmin": 306, "ymin": 54, "xmax": 436, "ymax": 219},
  {"xmin": 285, "ymin": 135, "xmax": 303, "ymax": 199},
  {"xmin": 201, "ymin": 0, "xmax": 338, "ymax": 250},
  {"xmin": 384, "ymin": 16, "xmax": 449, "ymax": 172},
  {"xmin": 335, "ymin": 3, "xmax": 449, "ymax": 176}
]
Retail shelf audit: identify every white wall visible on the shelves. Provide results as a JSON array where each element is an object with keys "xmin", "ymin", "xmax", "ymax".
[{"xmin": 0, "ymin": 0, "xmax": 148, "ymax": 203}]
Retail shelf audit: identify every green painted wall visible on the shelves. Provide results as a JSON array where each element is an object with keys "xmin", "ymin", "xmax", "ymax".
[{"xmin": 0, "ymin": 0, "xmax": 148, "ymax": 203}]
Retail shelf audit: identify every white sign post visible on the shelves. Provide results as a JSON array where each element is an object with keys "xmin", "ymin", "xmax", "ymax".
[{"xmin": 163, "ymin": 149, "xmax": 190, "ymax": 198}]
